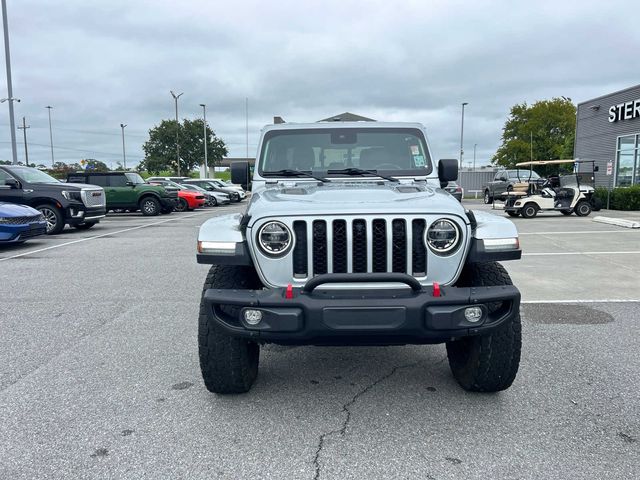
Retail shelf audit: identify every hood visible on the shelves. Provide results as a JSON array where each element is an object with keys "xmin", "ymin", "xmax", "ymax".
[
  {"xmin": 248, "ymin": 180, "xmax": 466, "ymax": 219},
  {"xmin": 0, "ymin": 202, "xmax": 41, "ymax": 217},
  {"xmin": 26, "ymin": 181, "xmax": 97, "ymax": 190}
]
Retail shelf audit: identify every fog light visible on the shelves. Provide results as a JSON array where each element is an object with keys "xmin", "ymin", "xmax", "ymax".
[
  {"xmin": 243, "ymin": 309, "xmax": 263, "ymax": 325},
  {"xmin": 464, "ymin": 307, "xmax": 483, "ymax": 323}
]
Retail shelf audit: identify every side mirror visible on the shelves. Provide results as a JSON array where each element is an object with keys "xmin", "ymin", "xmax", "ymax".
[
  {"xmin": 594, "ymin": 166, "xmax": 599, "ymax": 172},
  {"xmin": 5, "ymin": 178, "xmax": 19, "ymax": 189},
  {"xmin": 126, "ymin": 181, "xmax": 135, "ymax": 186},
  {"xmin": 438, "ymin": 159, "xmax": 458, "ymax": 188},
  {"xmin": 231, "ymin": 161, "xmax": 251, "ymax": 190}
]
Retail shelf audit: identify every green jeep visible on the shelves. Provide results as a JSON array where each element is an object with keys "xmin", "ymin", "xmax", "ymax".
[{"xmin": 67, "ymin": 171, "xmax": 179, "ymax": 216}]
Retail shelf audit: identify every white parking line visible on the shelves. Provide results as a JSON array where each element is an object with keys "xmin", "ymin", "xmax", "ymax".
[
  {"xmin": 523, "ymin": 299, "xmax": 640, "ymax": 304},
  {"xmin": 520, "ymin": 230, "xmax": 639, "ymax": 235},
  {"xmin": 523, "ymin": 251, "xmax": 640, "ymax": 256},
  {"xmin": 0, "ymin": 211, "xmax": 210, "ymax": 262}
]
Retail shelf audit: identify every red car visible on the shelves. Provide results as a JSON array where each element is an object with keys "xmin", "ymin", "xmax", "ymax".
[{"xmin": 148, "ymin": 182, "xmax": 205, "ymax": 211}]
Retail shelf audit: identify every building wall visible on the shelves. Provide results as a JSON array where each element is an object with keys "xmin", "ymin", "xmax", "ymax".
[{"xmin": 575, "ymin": 84, "xmax": 640, "ymax": 188}]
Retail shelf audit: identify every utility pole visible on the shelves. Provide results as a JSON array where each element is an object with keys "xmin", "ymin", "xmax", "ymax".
[
  {"xmin": 120, "ymin": 123, "xmax": 127, "ymax": 169},
  {"xmin": 1, "ymin": 0, "xmax": 18, "ymax": 165},
  {"xmin": 459, "ymin": 102, "xmax": 468, "ymax": 168},
  {"xmin": 199, "ymin": 103, "xmax": 209, "ymax": 178},
  {"xmin": 530, "ymin": 131, "xmax": 533, "ymax": 161},
  {"xmin": 473, "ymin": 143, "xmax": 477, "ymax": 171},
  {"xmin": 170, "ymin": 90, "xmax": 183, "ymax": 176},
  {"xmin": 245, "ymin": 97, "xmax": 249, "ymax": 159},
  {"xmin": 17, "ymin": 116, "xmax": 29, "ymax": 165},
  {"xmin": 45, "ymin": 105, "xmax": 54, "ymax": 166}
]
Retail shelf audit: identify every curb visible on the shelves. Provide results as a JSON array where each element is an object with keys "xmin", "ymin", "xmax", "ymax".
[{"xmin": 592, "ymin": 216, "xmax": 640, "ymax": 229}]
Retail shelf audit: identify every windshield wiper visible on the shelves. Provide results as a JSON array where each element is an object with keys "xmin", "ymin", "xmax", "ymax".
[
  {"xmin": 327, "ymin": 167, "xmax": 399, "ymax": 182},
  {"xmin": 263, "ymin": 169, "xmax": 329, "ymax": 182}
]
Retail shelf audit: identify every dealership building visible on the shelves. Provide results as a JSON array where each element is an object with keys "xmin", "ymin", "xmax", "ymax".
[{"xmin": 575, "ymin": 84, "xmax": 640, "ymax": 187}]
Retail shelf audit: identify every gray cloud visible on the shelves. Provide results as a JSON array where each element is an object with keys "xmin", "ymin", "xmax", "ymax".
[{"xmin": 0, "ymin": 0, "xmax": 638, "ymax": 168}]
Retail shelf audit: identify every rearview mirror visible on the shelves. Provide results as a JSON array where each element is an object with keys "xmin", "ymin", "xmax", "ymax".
[
  {"xmin": 438, "ymin": 159, "xmax": 458, "ymax": 188},
  {"xmin": 231, "ymin": 161, "xmax": 251, "ymax": 190},
  {"xmin": 4, "ymin": 178, "xmax": 19, "ymax": 189}
]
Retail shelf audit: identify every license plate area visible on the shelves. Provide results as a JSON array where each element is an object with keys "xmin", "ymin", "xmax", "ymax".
[{"xmin": 322, "ymin": 307, "xmax": 406, "ymax": 330}]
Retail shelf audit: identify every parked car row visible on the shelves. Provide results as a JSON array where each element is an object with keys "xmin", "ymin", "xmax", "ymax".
[{"xmin": 0, "ymin": 166, "xmax": 246, "ymax": 244}]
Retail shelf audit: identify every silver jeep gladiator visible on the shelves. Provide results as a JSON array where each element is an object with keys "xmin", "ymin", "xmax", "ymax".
[{"xmin": 196, "ymin": 121, "xmax": 522, "ymax": 394}]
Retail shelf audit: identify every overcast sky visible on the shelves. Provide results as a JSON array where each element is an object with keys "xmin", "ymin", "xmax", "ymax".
[{"xmin": 0, "ymin": 0, "xmax": 638, "ymax": 169}]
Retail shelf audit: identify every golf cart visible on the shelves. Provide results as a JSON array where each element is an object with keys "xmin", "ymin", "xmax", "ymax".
[{"xmin": 503, "ymin": 160, "xmax": 601, "ymax": 218}]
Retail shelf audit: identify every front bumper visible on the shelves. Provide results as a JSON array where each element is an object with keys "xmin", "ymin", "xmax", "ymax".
[
  {"xmin": 0, "ymin": 221, "xmax": 47, "ymax": 242},
  {"xmin": 203, "ymin": 273, "xmax": 520, "ymax": 345},
  {"xmin": 66, "ymin": 205, "xmax": 106, "ymax": 226}
]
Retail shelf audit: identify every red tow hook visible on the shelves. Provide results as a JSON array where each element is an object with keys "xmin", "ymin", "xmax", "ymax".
[
  {"xmin": 432, "ymin": 282, "xmax": 441, "ymax": 298},
  {"xmin": 285, "ymin": 283, "xmax": 294, "ymax": 299}
]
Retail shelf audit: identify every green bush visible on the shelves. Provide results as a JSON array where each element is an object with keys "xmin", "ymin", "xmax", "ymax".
[{"xmin": 594, "ymin": 186, "xmax": 640, "ymax": 210}]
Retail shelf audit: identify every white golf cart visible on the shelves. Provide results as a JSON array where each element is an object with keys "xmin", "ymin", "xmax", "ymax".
[{"xmin": 503, "ymin": 160, "xmax": 601, "ymax": 218}]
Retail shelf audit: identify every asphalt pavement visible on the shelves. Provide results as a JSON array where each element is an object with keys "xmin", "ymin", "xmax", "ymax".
[{"xmin": 1, "ymin": 202, "xmax": 638, "ymax": 479}]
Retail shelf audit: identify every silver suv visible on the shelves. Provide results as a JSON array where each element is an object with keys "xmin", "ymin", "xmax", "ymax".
[{"xmin": 196, "ymin": 121, "xmax": 523, "ymax": 394}]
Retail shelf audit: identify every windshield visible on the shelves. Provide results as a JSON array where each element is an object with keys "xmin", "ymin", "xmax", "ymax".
[
  {"xmin": 259, "ymin": 128, "xmax": 432, "ymax": 176},
  {"xmin": 183, "ymin": 184, "xmax": 206, "ymax": 192},
  {"xmin": 125, "ymin": 173, "xmax": 146, "ymax": 184},
  {"xmin": 511, "ymin": 169, "xmax": 540, "ymax": 179},
  {"xmin": 9, "ymin": 167, "xmax": 60, "ymax": 184}
]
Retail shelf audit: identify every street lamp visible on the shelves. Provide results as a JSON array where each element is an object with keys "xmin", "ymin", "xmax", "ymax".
[
  {"xmin": 459, "ymin": 102, "xmax": 468, "ymax": 168},
  {"xmin": 45, "ymin": 106, "xmax": 54, "ymax": 166},
  {"xmin": 1, "ymin": 96, "xmax": 19, "ymax": 164},
  {"xmin": 120, "ymin": 123, "xmax": 127, "ymax": 170},
  {"xmin": 199, "ymin": 103, "xmax": 209, "ymax": 178},
  {"xmin": 170, "ymin": 90, "xmax": 183, "ymax": 176},
  {"xmin": 1, "ymin": 0, "xmax": 18, "ymax": 165}
]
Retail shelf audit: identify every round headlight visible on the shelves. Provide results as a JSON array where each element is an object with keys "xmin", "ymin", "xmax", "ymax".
[
  {"xmin": 426, "ymin": 219, "xmax": 461, "ymax": 255},
  {"xmin": 257, "ymin": 221, "xmax": 292, "ymax": 256}
]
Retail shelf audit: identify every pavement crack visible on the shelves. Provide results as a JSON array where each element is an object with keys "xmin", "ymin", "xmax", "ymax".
[{"xmin": 312, "ymin": 362, "xmax": 418, "ymax": 480}]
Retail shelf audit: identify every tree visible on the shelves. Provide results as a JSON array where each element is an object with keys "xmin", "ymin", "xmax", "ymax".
[
  {"xmin": 492, "ymin": 98, "xmax": 576, "ymax": 170},
  {"xmin": 141, "ymin": 119, "xmax": 228, "ymax": 174}
]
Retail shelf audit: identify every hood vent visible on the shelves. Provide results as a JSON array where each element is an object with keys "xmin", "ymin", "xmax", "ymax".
[{"xmin": 396, "ymin": 186, "xmax": 421, "ymax": 193}]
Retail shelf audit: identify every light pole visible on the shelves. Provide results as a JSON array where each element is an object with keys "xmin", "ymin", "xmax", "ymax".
[
  {"xmin": 1, "ymin": 0, "xmax": 18, "ymax": 165},
  {"xmin": 473, "ymin": 143, "xmax": 477, "ymax": 171},
  {"xmin": 459, "ymin": 102, "xmax": 468, "ymax": 168},
  {"xmin": 120, "ymin": 123, "xmax": 127, "ymax": 169},
  {"xmin": 199, "ymin": 103, "xmax": 209, "ymax": 178},
  {"xmin": 170, "ymin": 90, "xmax": 183, "ymax": 176},
  {"xmin": 17, "ymin": 116, "xmax": 29, "ymax": 165},
  {"xmin": 45, "ymin": 106, "xmax": 54, "ymax": 166}
]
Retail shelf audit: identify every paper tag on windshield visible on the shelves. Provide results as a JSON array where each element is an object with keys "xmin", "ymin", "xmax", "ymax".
[
  {"xmin": 410, "ymin": 145, "xmax": 420, "ymax": 155},
  {"xmin": 413, "ymin": 155, "xmax": 425, "ymax": 166}
]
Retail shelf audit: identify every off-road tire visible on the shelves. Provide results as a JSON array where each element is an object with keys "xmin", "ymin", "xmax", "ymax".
[
  {"xmin": 483, "ymin": 190, "xmax": 493, "ymax": 204},
  {"xmin": 520, "ymin": 202, "xmax": 538, "ymax": 218},
  {"xmin": 36, "ymin": 204, "xmax": 65, "ymax": 234},
  {"xmin": 139, "ymin": 196, "xmax": 160, "ymax": 216},
  {"xmin": 575, "ymin": 200, "xmax": 592, "ymax": 217},
  {"xmin": 447, "ymin": 262, "xmax": 521, "ymax": 392},
  {"xmin": 506, "ymin": 211, "xmax": 519, "ymax": 217},
  {"xmin": 175, "ymin": 198, "xmax": 189, "ymax": 212},
  {"xmin": 198, "ymin": 265, "xmax": 264, "ymax": 394},
  {"xmin": 74, "ymin": 222, "xmax": 97, "ymax": 230},
  {"xmin": 560, "ymin": 210, "xmax": 572, "ymax": 216}
]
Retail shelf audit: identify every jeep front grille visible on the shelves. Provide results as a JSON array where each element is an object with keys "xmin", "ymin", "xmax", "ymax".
[{"xmin": 291, "ymin": 217, "xmax": 427, "ymax": 278}]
